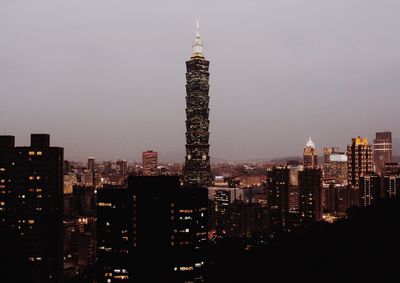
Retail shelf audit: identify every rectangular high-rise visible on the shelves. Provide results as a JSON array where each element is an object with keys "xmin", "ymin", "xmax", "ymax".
[
  {"xmin": 323, "ymin": 147, "xmax": 340, "ymax": 180},
  {"xmin": 0, "ymin": 134, "xmax": 63, "ymax": 283},
  {"xmin": 347, "ymin": 137, "xmax": 373, "ymax": 206},
  {"xmin": 142, "ymin": 150, "xmax": 158, "ymax": 176},
  {"xmin": 359, "ymin": 174, "xmax": 381, "ymax": 207},
  {"xmin": 266, "ymin": 166, "xmax": 290, "ymax": 228},
  {"xmin": 373, "ymin": 131, "xmax": 392, "ymax": 175},
  {"xmin": 299, "ymin": 168, "xmax": 322, "ymax": 224}
]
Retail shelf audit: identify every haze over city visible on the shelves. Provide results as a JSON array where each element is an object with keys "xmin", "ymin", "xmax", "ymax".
[{"xmin": 1, "ymin": 0, "xmax": 400, "ymax": 161}]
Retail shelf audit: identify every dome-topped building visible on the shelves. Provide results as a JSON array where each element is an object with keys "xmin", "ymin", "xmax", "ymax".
[{"xmin": 304, "ymin": 137, "xmax": 318, "ymax": 168}]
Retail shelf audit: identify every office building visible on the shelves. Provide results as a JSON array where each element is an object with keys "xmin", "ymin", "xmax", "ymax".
[
  {"xmin": 183, "ymin": 25, "xmax": 212, "ymax": 187},
  {"xmin": 330, "ymin": 152, "xmax": 348, "ymax": 185},
  {"xmin": 323, "ymin": 147, "xmax": 340, "ymax": 180},
  {"xmin": 88, "ymin": 157, "xmax": 95, "ymax": 172},
  {"xmin": 142, "ymin": 151, "xmax": 158, "ymax": 176},
  {"xmin": 373, "ymin": 131, "xmax": 392, "ymax": 175},
  {"xmin": 303, "ymin": 137, "xmax": 318, "ymax": 168}
]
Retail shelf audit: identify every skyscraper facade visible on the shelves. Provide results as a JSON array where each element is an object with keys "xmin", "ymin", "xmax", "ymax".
[
  {"xmin": 373, "ymin": 131, "xmax": 392, "ymax": 175},
  {"xmin": 184, "ymin": 26, "xmax": 212, "ymax": 187},
  {"xmin": 347, "ymin": 137, "xmax": 373, "ymax": 206},
  {"xmin": 142, "ymin": 150, "xmax": 158, "ymax": 176},
  {"xmin": 0, "ymin": 134, "xmax": 63, "ymax": 283},
  {"xmin": 303, "ymin": 137, "xmax": 318, "ymax": 168}
]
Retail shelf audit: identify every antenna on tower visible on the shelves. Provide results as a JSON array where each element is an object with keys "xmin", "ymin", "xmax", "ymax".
[{"xmin": 196, "ymin": 20, "xmax": 200, "ymax": 30}]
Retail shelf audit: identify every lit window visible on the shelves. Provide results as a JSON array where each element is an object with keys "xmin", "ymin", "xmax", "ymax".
[
  {"xmin": 36, "ymin": 151, "xmax": 43, "ymax": 156},
  {"xmin": 98, "ymin": 202, "xmax": 112, "ymax": 207},
  {"xmin": 28, "ymin": 151, "xmax": 35, "ymax": 156},
  {"xmin": 36, "ymin": 176, "xmax": 41, "ymax": 180},
  {"xmin": 28, "ymin": 220, "xmax": 35, "ymax": 224},
  {"xmin": 29, "ymin": 176, "xmax": 34, "ymax": 180}
]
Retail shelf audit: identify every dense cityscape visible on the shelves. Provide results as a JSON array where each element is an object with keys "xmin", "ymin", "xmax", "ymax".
[{"xmin": 2, "ymin": 5, "xmax": 400, "ymax": 283}]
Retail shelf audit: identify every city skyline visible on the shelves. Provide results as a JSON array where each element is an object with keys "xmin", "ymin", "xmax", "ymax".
[{"xmin": 1, "ymin": 1, "xmax": 400, "ymax": 161}]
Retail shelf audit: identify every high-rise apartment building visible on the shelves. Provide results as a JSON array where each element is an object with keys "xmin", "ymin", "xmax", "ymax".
[
  {"xmin": 184, "ymin": 25, "xmax": 212, "ymax": 187},
  {"xmin": 347, "ymin": 137, "xmax": 373, "ymax": 206},
  {"xmin": 299, "ymin": 168, "xmax": 322, "ymax": 224},
  {"xmin": 266, "ymin": 166, "xmax": 290, "ymax": 228},
  {"xmin": 142, "ymin": 150, "xmax": 158, "ymax": 176},
  {"xmin": 303, "ymin": 137, "xmax": 318, "ymax": 168},
  {"xmin": 373, "ymin": 131, "xmax": 392, "ymax": 175},
  {"xmin": 0, "ymin": 134, "xmax": 63, "ymax": 283}
]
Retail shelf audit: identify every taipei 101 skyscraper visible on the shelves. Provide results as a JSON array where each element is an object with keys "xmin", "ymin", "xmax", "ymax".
[{"xmin": 183, "ymin": 22, "xmax": 212, "ymax": 187}]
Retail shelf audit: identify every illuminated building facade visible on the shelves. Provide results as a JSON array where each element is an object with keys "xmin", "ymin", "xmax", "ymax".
[
  {"xmin": 329, "ymin": 152, "xmax": 348, "ymax": 184},
  {"xmin": 96, "ymin": 176, "xmax": 208, "ymax": 282},
  {"xmin": 382, "ymin": 174, "xmax": 400, "ymax": 199},
  {"xmin": 373, "ymin": 131, "xmax": 392, "ymax": 175},
  {"xmin": 359, "ymin": 173, "xmax": 381, "ymax": 207},
  {"xmin": 299, "ymin": 168, "xmax": 322, "ymax": 224},
  {"xmin": 184, "ymin": 25, "xmax": 212, "ymax": 187},
  {"xmin": 142, "ymin": 150, "xmax": 158, "ymax": 176},
  {"xmin": 266, "ymin": 166, "xmax": 290, "ymax": 228},
  {"xmin": 323, "ymin": 147, "xmax": 340, "ymax": 180},
  {"xmin": 347, "ymin": 137, "xmax": 373, "ymax": 206},
  {"xmin": 381, "ymin": 163, "xmax": 400, "ymax": 199},
  {"xmin": 303, "ymin": 137, "xmax": 318, "ymax": 168},
  {"xmin": 0, "ymin": 134, "xmax": 63, "ymax": 283}
]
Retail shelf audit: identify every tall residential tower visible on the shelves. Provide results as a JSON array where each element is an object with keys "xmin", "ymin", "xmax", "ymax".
[{"xmin": 184, "ymin": 24, "xmax": 212, "ymax": 187}]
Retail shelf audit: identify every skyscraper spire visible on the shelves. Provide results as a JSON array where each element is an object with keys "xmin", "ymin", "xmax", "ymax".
[
  {"xmin": 192, "ymin": 21, "xmax": 204, "ymax": 58},
  {"xmin": 184, "ymin": 21, "xmax": 211, "ymax": 187}
]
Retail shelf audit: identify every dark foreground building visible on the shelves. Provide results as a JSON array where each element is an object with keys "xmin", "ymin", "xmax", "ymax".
[
  {"xmin": 97, "ymin": 176, "xmax": 208, "ymax": 282},
  {"xmin": 299, "ymin": 168, "xmax": 322, "ymax": 225},
  {"xmin": 0, "ymin": 134, "xmax": 63, "ymax": 283}
]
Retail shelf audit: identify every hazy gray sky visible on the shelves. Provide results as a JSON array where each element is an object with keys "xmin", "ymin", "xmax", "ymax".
[{"xmin": 1, "ymin": 0, "xmax": 400, "ymax": 161}]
